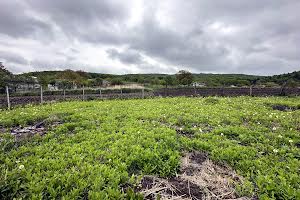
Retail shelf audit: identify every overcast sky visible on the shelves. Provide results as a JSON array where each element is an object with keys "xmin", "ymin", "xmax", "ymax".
[{"xmin": 0, "ymin": 0, "xmax": 299, "ymax": 75}]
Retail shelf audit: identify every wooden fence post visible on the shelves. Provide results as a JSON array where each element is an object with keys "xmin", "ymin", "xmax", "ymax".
[
  {"xmin": 40, "ymin": 86, "xmax": 43, "ymax": 104},
  {"xmin": 280, "ymin": 82, "xmax": 287, "ymax": 96},
  {"xmin": 63, "ymin": 89, "xmax": 66, "ymax": 100},
  {"xmin": 221, "ymin": 85, "xmax": 225, "ymax": 96},
  {"xmin": 142, "ymin": 88, "xmax": 145, "ymax": 99},
  {"xmin": 100, "ymin": 89, "xmax": 102, "ymax": 99},
  {"xmin": 6, "ymin": 86, "xmax": 10, "ymax": 109},
  {"xmin": 249, "ymin": 85, "xmax": 253, "ymax": 96},
  {"xmin": 82, "ymin": 88, "xmax": 85, "ymax": 100}
]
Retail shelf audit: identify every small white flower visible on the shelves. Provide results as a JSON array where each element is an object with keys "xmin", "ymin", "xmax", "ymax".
[
  {"xmin": 273, "ymin": 149, "xmax": 278, "ymax": 153},
  {"xmin": 289, "ymin": 140, "xmax": 293, "ymax": 143},
  {"xmin": 257, "ymin": 122, "xmax": 261, "ymax": 125},
  {"xmin": 220, "ymin": 133, "xmax": 224, "ymax": 136},
  {"xmin": 193, "ymin": 125, "xmax": 197, "ymax": 128},
  {"xmin": 278, "ymin": 135, "xmax": 283, "ymax": 139},
  {"xmin": 19, "ymin": 165, "xmax": 25, "ymax": 170},
  {"xmin": 199, "ymin": 128, "xmax": 203, "ymax": 133},
  {"xmin": 179, "ymin": 127, "xmax": 183, "ymax": 131},
  {"xmin": 272, "ymin": 127, "xmax": 277, "ymax": 131},
  {"xmin": 15, "ymin": 160, "xmax": 20, "ymax": 163}
]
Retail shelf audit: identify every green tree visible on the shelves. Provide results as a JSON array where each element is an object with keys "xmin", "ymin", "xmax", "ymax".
[
  {"xmin": 286, "ymin": 79, "xmax": 299, "ymax": 88},
  {"xmin": 76, "ymin": 70, "xmax": 90, "ymax": 79},
  {"xmin": 176, "ymin": 70, "xmax": 193, "ymax": 85},
  {"xmin": 0, "ymin": 62, "xmax": 13, "ymax": 92},
  {"xmin": 95, "ymin": 77, "xmax": 103, "ymax": 86},
  {"xmin": 150, "ymin": 77, "xmax": 160, "ymax": 85},
  {"xmin": 58, "ymin": 80, "xmax": 73, "ymax": 89},
  {"xmin": 137, "ymin": 77, "xmax": 145, "ymax": 84},
  {"xmin": 110, "ymin": 78, "xmax": 123, "ymax": 85},
  {"xmin": 164, "ymin": 75, "xmax": 175, "ymax": 88},
  {"xmin": 60, "ymin": 69, "xmax": 84, "ymax": 87},
  {"xmin": 0, "ymin": 62, "xmax": 12, "ymax": 75},
  {"xmin": 38, "ymin": 76, "xmax": 50, "ymax": 89}
]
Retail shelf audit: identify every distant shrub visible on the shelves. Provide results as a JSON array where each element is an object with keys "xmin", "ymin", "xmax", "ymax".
[{"xmin": 204, "ymin": 97, "xmax": 220, "ymax": 104}]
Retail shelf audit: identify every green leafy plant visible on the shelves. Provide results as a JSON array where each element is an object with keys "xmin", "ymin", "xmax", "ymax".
[{"xmin": 0, "ymin": 96, "xmax": 299, "ymax": 199}]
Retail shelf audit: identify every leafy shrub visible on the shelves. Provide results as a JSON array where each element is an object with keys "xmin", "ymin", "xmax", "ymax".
[{"xmin": 203, "ymin": 97, "xmax": 220, "ymax": 104}]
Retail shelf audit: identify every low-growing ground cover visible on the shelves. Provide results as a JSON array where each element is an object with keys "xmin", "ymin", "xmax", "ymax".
[{"xmin": 0, "ymin": 97, "xmax": 299, "ymax": 199}]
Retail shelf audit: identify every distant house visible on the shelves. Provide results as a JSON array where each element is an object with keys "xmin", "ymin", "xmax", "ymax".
[
  {"xmin": 192, "ymin": 82, "xmax": 206, "ymax": 87},
  {"xmin": 16, "ymin": 76, "xmax": 40, "ymax": 92},
  {"xmin": 16, "ymin": 83, "xmax": 40, "ymax": 92},
  {"xmin": 73, "ymin": 82, "xmax": 78, "ymax": 89},
  {"xmin": 102, "ymin": 80, "xmax": 110, "ymax": 87},
  {"xmin": 47, "ymin": 84, "xmax": 58, "ymax": 91}
]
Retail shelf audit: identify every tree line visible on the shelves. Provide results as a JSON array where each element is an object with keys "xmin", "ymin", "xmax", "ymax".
[{"xmin": 1, "ymin": 63, "xmax": 299, "ymax": 94}]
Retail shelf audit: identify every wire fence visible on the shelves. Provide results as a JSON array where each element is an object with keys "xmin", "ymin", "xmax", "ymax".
[
  {"xmin": 1, "ymin": 87, "xmax": 151, "ymax": 109},
  {"xmin": 154, "ymin": 87, "xmax": 300, "ymax": 97},
  {"xmin": 1, "ymin": 86, "xmax": 299, "ymax": 109}
]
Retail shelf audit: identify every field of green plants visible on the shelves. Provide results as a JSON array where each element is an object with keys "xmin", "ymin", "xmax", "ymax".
[{"xmin": 0, "ymin": 97, "xmax": 299, "ymax": 199}]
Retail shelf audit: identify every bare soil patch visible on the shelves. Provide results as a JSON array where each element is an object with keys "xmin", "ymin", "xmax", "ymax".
[
  {"xmin": 137, "ymin": 175, "xmax": 203, "ymax": 200},
  {"xmin": 188, "ymin": 151, "xmax": 208, "ymax": 166},
  {"xmin": 175, "ymin": 128, "xmax": 195, "ymax": 138},
  {"xmin": 9, "ymin": 116, "xmax": 63, "ymax": 141},
  {"xmin": 271, "ymin": 104, "xmax": 299, "ymax": 111},
  {"xmin": 136, "ymin": 151, "xmax": 251, "ymax": 200}
]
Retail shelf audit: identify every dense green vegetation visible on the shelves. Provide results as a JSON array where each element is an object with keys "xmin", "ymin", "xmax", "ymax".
[
  {"xmin": 20, "ymin": 70, "xmax": 300, "ymax": 87},
  {"xmin": 0, "ymin": 97, "xmax": 299, "ymax": 199},
  {"xmin": 1, "ymin": 61, "xmax": 299, "ymax": 94},
  {"xmin": 13, "ymin": 69, "xmax": 300, "ymax": 88},
  {"xmin": 261, "ymin": 71, "xmax": 300, "ymax": 87}
]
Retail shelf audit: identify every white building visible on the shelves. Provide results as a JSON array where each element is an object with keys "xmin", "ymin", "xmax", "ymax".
[{"xmin": 192, "ymin": 82, "xmax": 206, "ymax": 87}]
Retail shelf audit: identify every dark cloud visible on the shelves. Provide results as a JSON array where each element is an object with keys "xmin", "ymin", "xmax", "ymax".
[
  {"xmin": 27, "ymin": 0, "xmax": 130, "ymax": 44},
  {"xmin": 0, "ymin": 0, "xmax": 299, "ymax": 75},
  {"xmin": 106, "ymin": 48, "xmax": 143, "ymax": 65},
  {"xmin": 0, "ymin": 50, "xmax": 27, "ymax": 65},
  {"xmin": 28, "ymin": 0, "xmax": 127, "ymax": 23},
  {"xmin": 0, "ymin": 1, "xmax": 52, "ymax": 39},
  {"xmin": 122, "ymin": 14, "xmax": 232, "ymax": 72}
]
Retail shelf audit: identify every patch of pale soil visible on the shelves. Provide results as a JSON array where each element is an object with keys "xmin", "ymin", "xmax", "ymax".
[
  {"xmin": 10, "ymin": 115, "xmax": 63, "ymax": 141},
  {"xmin": 137, "ymin": 151, "xmax": 251, "ymax": 200}
]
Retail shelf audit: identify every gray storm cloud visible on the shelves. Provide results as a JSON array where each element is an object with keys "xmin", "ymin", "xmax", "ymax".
[{"xmin": 0, "ymin": 0, "xmax": 299, "ymax": 75}]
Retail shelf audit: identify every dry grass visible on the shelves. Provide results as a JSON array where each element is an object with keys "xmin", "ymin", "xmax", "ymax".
[{"xmin": 137, "ymin": 151, "xmax": 251, "ymax": 200}]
